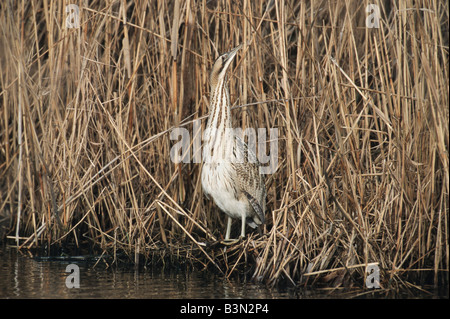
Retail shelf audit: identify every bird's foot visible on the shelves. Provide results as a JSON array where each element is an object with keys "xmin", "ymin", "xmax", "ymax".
[{"xmin": 220, "ymin": 238, "xmax": 242, "ymax": 246}]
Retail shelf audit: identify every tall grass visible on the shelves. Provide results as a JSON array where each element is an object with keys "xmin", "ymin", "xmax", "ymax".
[{"xmin": 0, "ymin": 0, "xmax": 448, "ymax": 289}]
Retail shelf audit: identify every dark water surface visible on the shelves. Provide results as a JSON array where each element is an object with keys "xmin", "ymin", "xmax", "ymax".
[
  {"xmin": 0, "ymin": 246, "xmax": 446, "ymax": 299},
  {"xmin": 0, "ymin": 246, "xmax": 298, "ymax": 299}
]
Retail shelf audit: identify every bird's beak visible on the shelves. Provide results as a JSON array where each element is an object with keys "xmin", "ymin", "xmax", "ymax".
[
  {"xmin": 224, "ymin": 44, "xmax": 243, "ymax": 62},
  {"xmin": 222, "ymin": 44, "xmax": 243, "ymax": 72}
]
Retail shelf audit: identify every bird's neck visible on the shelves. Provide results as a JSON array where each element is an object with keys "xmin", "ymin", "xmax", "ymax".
[
  {"xmin": 203, "ymin": 80, "xmax": 234, "ymax": 160},
  {"xmin": 207, "ymin": 80, "xmax": 232, "ymax": 130}
]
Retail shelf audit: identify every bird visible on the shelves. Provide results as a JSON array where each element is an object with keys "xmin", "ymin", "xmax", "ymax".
[{"xmin": 201, "ymin": 44, "xmax": 266, "ymax": 244}]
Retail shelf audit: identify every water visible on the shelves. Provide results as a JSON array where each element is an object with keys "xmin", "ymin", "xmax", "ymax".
[
  {"xmin": 0, "ymin": 246, "xmax": 297, "ymax": 299},
  {"xmin": 0, "ymin": 246, "xmax": 446, "ymax": 299}
]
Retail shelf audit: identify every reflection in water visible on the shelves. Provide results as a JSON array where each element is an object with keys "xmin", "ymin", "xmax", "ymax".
[
  {"xmin": 1, "ymin": 247, "xmax": 446, "ymax": 299},
  {"xmin": 0, "ymin": 247, "xmax": 296, "ymax": 299}
]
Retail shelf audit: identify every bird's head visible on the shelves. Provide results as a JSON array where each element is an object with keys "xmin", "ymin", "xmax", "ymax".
[{"xmin": 209, "ymin": 44, "xmax": 242, "ymax": 90}]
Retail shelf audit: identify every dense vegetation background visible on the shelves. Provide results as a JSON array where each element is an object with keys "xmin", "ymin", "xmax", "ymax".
[{"xmin": 0, "ymin": 0, "xmax": 448, "ymax": 289}]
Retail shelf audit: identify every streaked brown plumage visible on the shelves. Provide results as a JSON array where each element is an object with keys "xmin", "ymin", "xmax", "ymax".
[{"xmin": 201, "ymin": 44, "xmax": 266, "ymax": 242}]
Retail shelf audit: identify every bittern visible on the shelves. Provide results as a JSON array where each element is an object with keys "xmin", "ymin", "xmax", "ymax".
[{"xmin": 201, "ymin": 44, "xmax": 266, "ymax": 243}]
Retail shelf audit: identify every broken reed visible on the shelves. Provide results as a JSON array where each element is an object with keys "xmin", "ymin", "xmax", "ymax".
[{"xmin": 0, "ymin": 0, "xmax": 448, "ymax": 287}]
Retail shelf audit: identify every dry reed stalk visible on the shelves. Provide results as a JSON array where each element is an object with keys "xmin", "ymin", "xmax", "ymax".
[{"xmin": 0, "ymin": 0, "xmax": 448, "ymax": 289}]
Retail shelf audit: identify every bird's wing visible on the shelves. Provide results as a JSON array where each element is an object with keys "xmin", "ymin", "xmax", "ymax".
[
  {"xmin": 232, "ymin": 135, "xmax": 266, "ymax": 223},
  {"xmin": 243, "ymin": 190, "xmax": 265, "ymax": 224}
]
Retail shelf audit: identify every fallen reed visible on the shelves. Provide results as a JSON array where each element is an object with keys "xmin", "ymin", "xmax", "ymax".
[{"xmin": 0, "ymin": 0, "xmax": 448, "ymax": 289}]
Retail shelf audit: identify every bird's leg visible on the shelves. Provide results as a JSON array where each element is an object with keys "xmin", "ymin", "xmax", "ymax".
[
  {"xmin": 240, "ymin": 213, "xmax": 246, "ymax": 239},
  {"xmin": 225, "ymin": 216, "xmax": 232, "ymax": 240},
  {"xmin": 220, "ymin": 216, "xmax": 240, "ymax": 245}
]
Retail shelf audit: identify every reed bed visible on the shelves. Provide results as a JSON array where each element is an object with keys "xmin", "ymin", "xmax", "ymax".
[{"xmin": 0, "ymin": 0, "xmax": 448, "ymax": 290}]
